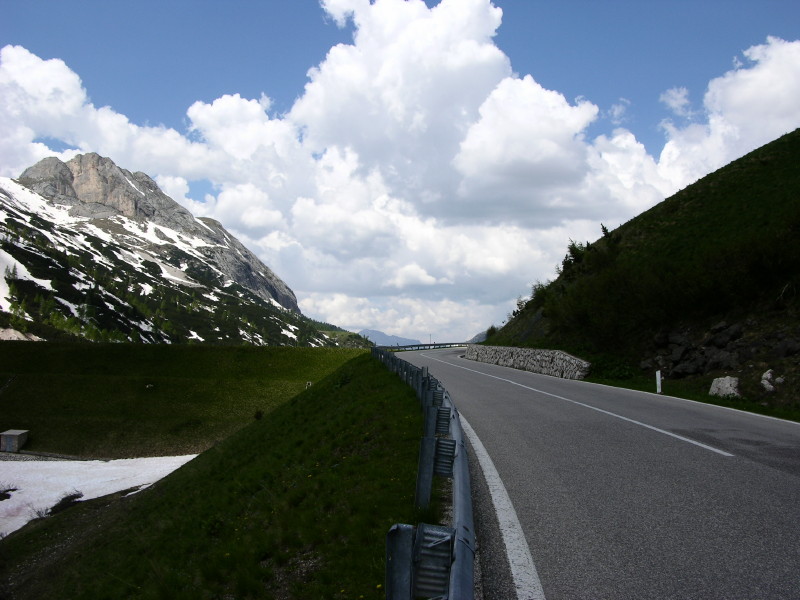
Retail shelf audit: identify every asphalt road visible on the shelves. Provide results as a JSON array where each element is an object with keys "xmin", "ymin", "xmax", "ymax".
[{"xmin": 402, "ymin": 348, "xmax": 800, "ymax": 600}]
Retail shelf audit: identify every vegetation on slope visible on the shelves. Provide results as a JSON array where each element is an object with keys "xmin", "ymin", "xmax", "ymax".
[
  {"xmin": 0, "ymin": 202, "xmax": 340, "ymax": 346},
  {"xmin": 0, "ymin": 350, "xmax": 429, "ymax": 599},
  {"xmin": 489, "ymin": 128, "xmax": 800, "ymax": 410},
  {"xmin": 0, "ymin": 342, "xmax": 365, "ymax": 458},
  {"xmin": 306, "ymin": 318, "xmax": 375, "ymax": 349}
]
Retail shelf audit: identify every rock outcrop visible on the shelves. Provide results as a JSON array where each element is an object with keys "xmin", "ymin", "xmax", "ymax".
[
  {"xmin": 18, "ymin": 154, "xmax": 299, "ymax": 312},
  {"xmin": 642, "ymin": 319, "xmax": 800, "ymax": 380},
  {"xmin": 465, "ymin": 345, "xmax": 590, "ymax": 379},
  {"xmin": 0, "ymin": 328, "xmax": 42, "ymax": 341}
]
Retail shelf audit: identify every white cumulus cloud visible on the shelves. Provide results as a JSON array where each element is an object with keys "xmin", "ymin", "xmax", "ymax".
[
  {"xmin": 1, "ymin": 3, "xmax": 799, "ymax": 342},
  {"xmin": 658, "ymin": 36, "xmax": 800, "ymax": 189},
  {"xmin": 660, "ymin": 86, "xmax": 694, "ymax": 118}
]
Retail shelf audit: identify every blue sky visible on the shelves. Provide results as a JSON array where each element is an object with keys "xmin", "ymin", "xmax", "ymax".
[
  {"xmin": 6, "ymin": 0, "xmax": 797, "ymax": 153},
  {"xmin": 2, "ymin": 0, "xmax": 799, "ymax": 341}
]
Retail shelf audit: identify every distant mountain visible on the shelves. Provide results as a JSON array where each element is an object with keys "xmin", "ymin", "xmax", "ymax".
[
  {"xmin": 0, "ymin": 153, "xmax": 358, "ymax": 346},
  {"xmin": 358, "ymin": 329, "xmax": 421, "ymax": 347}
]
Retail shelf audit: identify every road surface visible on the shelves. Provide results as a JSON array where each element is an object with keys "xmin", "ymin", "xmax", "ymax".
[{"xmin": 401, "ymin": 348, "xmax": 800, "ymax": 600}]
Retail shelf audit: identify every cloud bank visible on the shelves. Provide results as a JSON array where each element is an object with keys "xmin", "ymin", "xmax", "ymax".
[{"xmin": 1, "ymin": 0, "xmax": 799, "ymax": 342}]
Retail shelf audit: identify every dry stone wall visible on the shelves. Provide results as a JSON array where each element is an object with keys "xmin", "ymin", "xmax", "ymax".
[{"xmin": 464, "ymin": 345, "xmax": 591, "ymax": 380}]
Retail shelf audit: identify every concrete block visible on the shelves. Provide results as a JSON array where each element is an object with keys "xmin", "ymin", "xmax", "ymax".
[{"xmin": 1, "ymin": 430, "xmax": 29, "ymax": 453}]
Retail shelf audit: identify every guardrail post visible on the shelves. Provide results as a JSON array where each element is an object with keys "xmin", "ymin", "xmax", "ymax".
[
  {"xmin": 386, "ymin": 524, "xmax": 415, "ymax": 599},
  {"xmin": 449, "ymin": 433, "xmax": 475, "ymax": 599},
  {"xmin": 423, "ymin": 404, "xmax": 437, "ymax": 436},
  {"xmin": 415, "ymin": 436, "xmax": 436, "ymax": 509}
]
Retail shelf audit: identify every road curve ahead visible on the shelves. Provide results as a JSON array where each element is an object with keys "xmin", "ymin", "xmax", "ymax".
[{"xmin": 401, "ymin": 348, "xmax": 800, "ymax": 600}]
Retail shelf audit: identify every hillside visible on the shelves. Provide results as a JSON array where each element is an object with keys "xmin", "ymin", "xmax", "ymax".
[
  {"xmin": 0, "ymin": 346, "xmax": 426, "ymax": 598},
  {"xmin": 0, "ymin": 342, "xmax": 365, "ymax": 458},
  {"xmin": 0, "ymin": 153, "xmax": 364, "ymax": 347},
  {"xmin": 491, "ymin": 128, "xmax": 800, "ymax": 407}
]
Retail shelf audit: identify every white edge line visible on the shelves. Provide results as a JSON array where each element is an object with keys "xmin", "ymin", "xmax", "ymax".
[
  {"xmin": 460, "ymin": 414, "xmax": 547, "ymax": 600},
  {"xmin": 574, "ymin": 376, "xmax": 800, "ymax": 426},
  {"xmin": 429, "ymin": 349, "xmax": 800, "ymax": 427},
  {"xmin": 421, "ymin": 352, "xmax": 733, "ymax": 457}
]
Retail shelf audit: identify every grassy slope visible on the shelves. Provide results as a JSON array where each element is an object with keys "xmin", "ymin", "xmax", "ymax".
[
  {"xmin": 487, "ymin": 129, "xmax": 800, "ymax": 419},
  {"xmin": 550, "ymin": 128, "xmax": 796, "ymax": 350},
  {"xmin": 0, "ymin": 351, "xmax": 428, "ymax": 599},
  {"xmin": 0, "ymin": 342, "xmax": 364, "ymax": 458}
]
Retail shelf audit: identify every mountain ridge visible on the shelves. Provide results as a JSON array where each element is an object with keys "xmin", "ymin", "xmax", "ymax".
[
  {"xmin": 18, "ymin": 153, "xmax": 298, "ymax": 312},
  {"xmin": 0, "ymin": 153, "xmax": 357, "ymax": 347},
  {"xmin": 358, "ymin": 329, "xmax": 422, "ymax": 346}
]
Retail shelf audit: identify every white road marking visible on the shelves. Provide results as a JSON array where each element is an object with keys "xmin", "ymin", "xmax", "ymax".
[
  {"xmin": 421, "ymin": 352, "xmax": 734, "ymax": 457},
  {"xmin": 460, "ymin": 414, "xmax": 547, "ymax": 600}
]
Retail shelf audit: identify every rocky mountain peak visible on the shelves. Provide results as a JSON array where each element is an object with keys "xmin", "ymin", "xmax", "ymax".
[
  {"xmin": 16, "ymin": 153, "xmax": 299, "ymax": 313},
  {"xmin": 20, "ymin": 153, "xmax": 199, "ymax": 232}
]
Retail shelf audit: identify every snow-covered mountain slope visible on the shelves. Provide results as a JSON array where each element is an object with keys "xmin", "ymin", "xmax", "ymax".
[{"xmin": 0, "ymin": 154, "xmax": 332, "ymax": 346}]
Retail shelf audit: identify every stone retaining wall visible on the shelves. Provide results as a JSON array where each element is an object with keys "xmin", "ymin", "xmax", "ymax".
[{"xmin": 464, "ymin": 345, "xmax": 591, "ymax": 380}]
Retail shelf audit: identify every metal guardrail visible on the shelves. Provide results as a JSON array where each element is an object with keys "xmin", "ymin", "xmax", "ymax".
[
  {"xmin": 385, "ymin": 342, "xmax": 467, "ymax": 352},
  {"xmin": 372, "ymin": 347, "xmax": 475, "ymax": 600}
]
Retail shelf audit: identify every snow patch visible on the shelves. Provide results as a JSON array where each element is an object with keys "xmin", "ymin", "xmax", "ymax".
[
  {"xmin": 122, "ymin": 175, "xmax": 146, "ymax": 196},
  {"xmin": 55, "ymin": 297, "xmax": 80, "ymax": 317},
  {"xmin": 1, "ymin": 247, "xmax": 54, "ymax": 294},
  {"xmin": 0, "ymin": 454, "xmax": 196, "ymax": 536}
]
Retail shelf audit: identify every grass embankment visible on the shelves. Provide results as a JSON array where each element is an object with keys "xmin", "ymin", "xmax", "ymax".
[
  {"xmin": 510, "ymin": 128, "xmax": 800, "ymax": 354},
  {"xmin": 0, "ymin": 342, "xmax": 364, "ymax": 458},
  {"xmin": 0, "ymin": 349, "xmax": 431, "ymax": 599},
  {"xmin": 586, "ymin": 371, "xmax": 800, "ymax": 422},
  {"xmin": 489, "ymin": 129, "xmax": 800, "ymax": 417}
]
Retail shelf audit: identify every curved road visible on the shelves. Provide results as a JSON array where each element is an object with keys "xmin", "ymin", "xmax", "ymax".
[{"xmin": 402, "ymin": 348, "xmax": 800, "ymax": 600}]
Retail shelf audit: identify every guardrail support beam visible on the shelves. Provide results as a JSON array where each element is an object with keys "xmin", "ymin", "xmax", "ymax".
[{"xmin": 386, "ymin": 524, "xmax": 415, "ymax": 599}]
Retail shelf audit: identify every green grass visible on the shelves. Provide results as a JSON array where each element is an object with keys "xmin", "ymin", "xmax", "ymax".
[
  {"xmin": 489, "ymin": 129, "xmax": 800, "ymax": 416},
  {"xmin": 586, "ymin": 371, "xmax": 800, "ymax": 422},
  {"xmin": 0, "ymin": 342, "xmax": 365, "ymax": 458},
  {"xmin": 0, "ymin": 352, "xmax": 434, "ymax": 599},
  {"xmin": 476, "ymin": 339, "xmax": 800, "ymax": 422},
  {"xmin": 501, "ymin": 128, "xmax": 800, "ymax": 354}
]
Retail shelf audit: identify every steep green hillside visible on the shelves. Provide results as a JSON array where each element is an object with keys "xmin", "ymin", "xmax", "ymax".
[
  {"xmin": 492, "ymin": 128, "xmax": 800, "ymax": 406},
  {"xmin": 0, "ymin": 352, "xmax": 428, "ymax": 599},
  {"xmin": 0, "ymin": 342, "xmax": 365, "ymax": 458}
]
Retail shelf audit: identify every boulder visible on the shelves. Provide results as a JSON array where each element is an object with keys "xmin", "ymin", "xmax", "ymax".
[
  {"xmin": 705, "ymin": 349, "xmax": 738, "ymax": 372},
  {"xmin": 709, "ymin": 376, "xmax": 740, "ymax": 398},
  {"xmin": 671, "ymin": 355, "xmax": 704, "ymax": 377},
  {"xmin": 761, "ymin": 369, "xmax": 776, "ymax": 393},
  {"xmin": 709, "ymin": 323, "xmax": 743, "ymax": 348},
  {"xmin": 670, "ymin": 345, "xmax": 687, "ymax": 362},
  {"xmin": 773, "ymin": 338, "xmax": 800, "ymax": 358}
]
